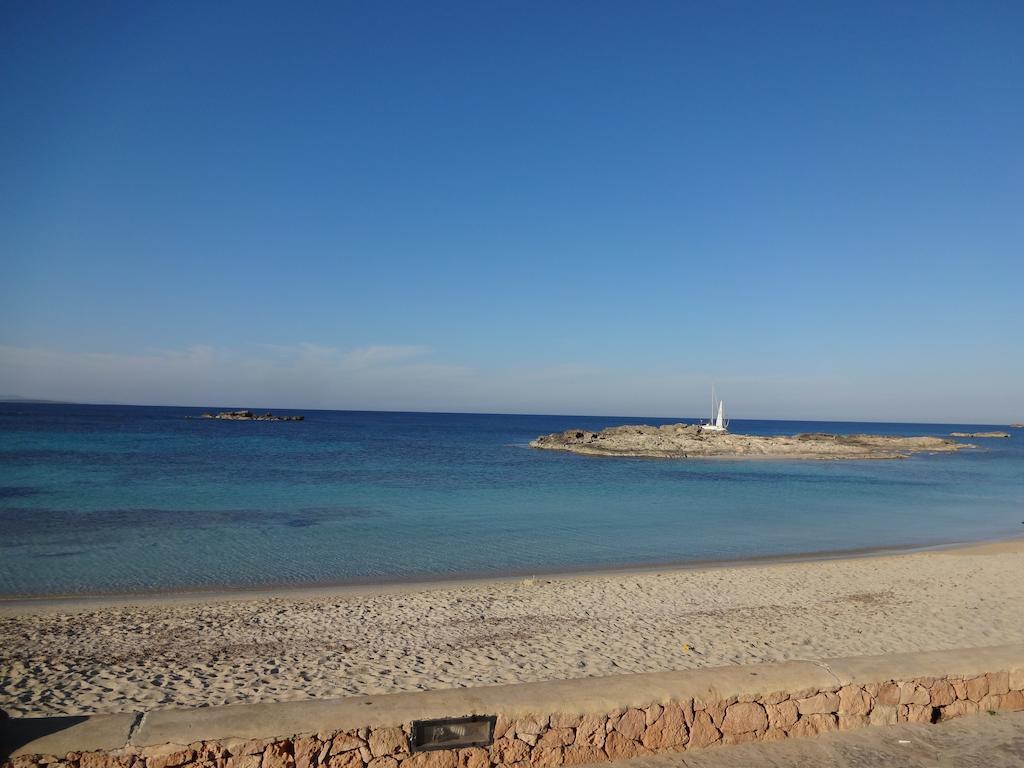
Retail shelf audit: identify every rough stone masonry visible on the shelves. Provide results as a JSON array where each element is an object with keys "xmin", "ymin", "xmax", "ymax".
[{"xmin": 4, "ymin": 653, "xmax": 1024, "ymax": 768}]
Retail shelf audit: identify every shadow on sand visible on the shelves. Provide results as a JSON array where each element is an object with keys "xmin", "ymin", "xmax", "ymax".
[{"xmin": 0, "ymin": 715, "xmax": 91, "ymax": 764}]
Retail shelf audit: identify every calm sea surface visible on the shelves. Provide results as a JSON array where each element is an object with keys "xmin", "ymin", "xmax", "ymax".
[{"xmin": 0, "ymin": 404, "xmax": 1021, "ymax": 597}]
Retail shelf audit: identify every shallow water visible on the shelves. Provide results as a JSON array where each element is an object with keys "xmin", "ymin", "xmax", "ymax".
[{"xmin": 0, "ymin": 404, "xmax": 1021, "ymax": 597}]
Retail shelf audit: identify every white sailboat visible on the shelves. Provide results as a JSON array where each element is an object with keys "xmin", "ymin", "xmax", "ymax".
[{"xmin": 702, "ymin": 385, "xmax": 729, "ymax": 432}]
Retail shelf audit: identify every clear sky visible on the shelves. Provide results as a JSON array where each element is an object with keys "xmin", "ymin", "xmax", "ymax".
[{"xmin": 1, "ymin": 1, "xmax": 1021, "ymax": 422}]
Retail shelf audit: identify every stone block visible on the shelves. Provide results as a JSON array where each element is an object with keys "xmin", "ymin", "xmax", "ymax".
[
  {"xmin": 491, "ymin": 738, "xmax": 529, "ymax": 765},
  {"xmin": 966, "ymin": 676, "xmax": 989, "ymax": 701},
  {"xmin": 704, "ymin": 700, "xmax": 729, "ymax": 729},
  {"xmin": 876, "ymin": 683, "xmax": 900, "ymax": 706},
  {"xmin": 1010, "ymin": 667, "xmax": 1024, "ymax": 691},
  {"xmin": 939, "ymin": 699, "xmax": 979, "ymax": 720},
  {"xmin": 293, "ymin": 738, "xmax": 321, "ymax": 768},
  {"xmin": 80, "ymin": 753, "xmax": 124, "ymax": 768},
  {"xmin": 686, "ymin": 712, "xmax": 720, "ymax": 749},
  {"xmin": 641, "ymin": 701, "xmax": 687, "ymax": 750},
  {"xmin": 148, "ymin": 750, "xmax": 197, "ymax": 768},
  {"xmin": 514, "ymin": 717, "xmax": 548, "ymax": 739},
  {"xmin": 528, "ymin": 746, "xmax": 561, "ymax": 767},
  {"xmin": 928, "ymin": 680, "xmax": 955, "ymax": 707},
  {"xmin": 603, "ymin": 732, "xmax": 646, "ymax": 761},
  {"xmin": 367, "ymin": 730, "xmax": 407, "ymax": 759},
  {"xmin": 795, "ymin": 692, "xmax": 839, "ymax": 715},
  {"xmin": 905, "ymin": 705, "xmax": 934, "ymax": 724},
  {"xmin": 611, "ymin": 709, "xmax": 645, "ymax": 741},
  {"xmin": 228, "ymin": 743, "xmax": 268, "ymax": 759},
  {"xmin": 837, "ymin": 686, "xmax": 871, "ymax": 716},
  {"xmin": 570, "ymin": 715, "xmax": 604, "ymax": 750},
  {"xmin": 262, "ymin": 743, "xmax": 294, "ymax": 768},
  {"xmin": 999, "ymin": 691, "xmax": 1024, "ymax": 711},
  {"xmin": 988, "ymin": 671, "xmax": 1010, "ymax": 696},
  {"xmin": 978, "ymin": 694, "xmax": 1002, "ymax": 711},
  {"xmin": 898, "ymin": 684, "xmax": 929, "ymax": 706},
  {"xmin": 492, "ymin": 717, "xmax": 513, "ymax": 742},
  {"xmin": 644, "ymin": 705, "xmax": 663, "ymax": 727},
  {"xmin": 838, "ymin": 715, "xmax": 869, "ymax": 731},
  {"xmin": 680, "ymin": 699, "xmax": 694, "ymax": 728},
  {"xmin": 331, "ymin": 736, "xmax": 363, "ymax": 755},
  {"xmin": 950, "ymin": 679, "xmax": 967, "ymax": 700},
  {"xmin": 721, "ymin": 703, "xmax": 767, "ymax": 735},
  {"xmin": 457, "ymin": 748, "xmax": 488, "ymax": 768},
  {"xmin": 765, "ymin": 701, "xmax": 798, "ymax": 730},
  {"xmin": 869, "ymin": 705, "xmax": 897, "ymax": 726},
  {"xmin": 535, "ymin": 730, "xmax": 573, "ymax": 750},
  {"xmin": 787, "ymin": 714, "xmax": 836, "ymax": 738}
]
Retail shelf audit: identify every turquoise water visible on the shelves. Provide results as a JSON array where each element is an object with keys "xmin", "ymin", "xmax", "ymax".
[{"xmin": 0, "ymin": 404, "xmax": 1021, "ymax": 597}]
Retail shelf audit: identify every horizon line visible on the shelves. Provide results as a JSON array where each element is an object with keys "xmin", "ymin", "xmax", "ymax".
[{"xmin": 0, "ymin": 397, "xmax": 1019, "ymax": 428}]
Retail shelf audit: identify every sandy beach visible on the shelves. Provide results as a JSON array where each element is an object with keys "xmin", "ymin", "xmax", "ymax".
[{"xmin": 2, "ymin": 538, "xmax": 1023, "ymax": 718}]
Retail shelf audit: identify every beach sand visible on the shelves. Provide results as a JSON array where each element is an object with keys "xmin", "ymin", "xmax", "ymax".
[{"xmin": 2, "ymin": 538, "xmax": 1023, "ymax": 717}]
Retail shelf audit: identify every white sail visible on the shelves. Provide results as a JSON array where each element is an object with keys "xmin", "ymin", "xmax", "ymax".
[{"xmin": 703, "ymin": 386, "xmax": 728, "ymax": 432}]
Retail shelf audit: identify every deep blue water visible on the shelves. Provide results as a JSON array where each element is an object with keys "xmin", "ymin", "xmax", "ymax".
[{"xmin": 0, "ymin": 403, "xmax": 1021, "ymax": 597}]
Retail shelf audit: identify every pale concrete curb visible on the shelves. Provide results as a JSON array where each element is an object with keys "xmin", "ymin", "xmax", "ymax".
[
  {"xmin": 135, "ymin": 659, "xmax": 835, "ymax": 746},
  {"xmin": 3, "ymin": 643, "xmax": 1023, "ymax": 763}
]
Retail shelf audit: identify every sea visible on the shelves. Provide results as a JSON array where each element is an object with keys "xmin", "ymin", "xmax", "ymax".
[{"xmin": 1, "ymin": 404, "xmax": 1021, "ymax": 598}]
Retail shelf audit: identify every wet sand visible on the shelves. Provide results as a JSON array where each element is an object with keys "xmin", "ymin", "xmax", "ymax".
[{"xmin": 2, "ymin": 537, "xmax": 1022, "ymax": 717}]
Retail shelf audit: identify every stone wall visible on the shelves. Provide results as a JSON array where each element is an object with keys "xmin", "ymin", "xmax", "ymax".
[{"xmin": 4, "ymin": 645, "xmax": 1024, "ymax": 768}]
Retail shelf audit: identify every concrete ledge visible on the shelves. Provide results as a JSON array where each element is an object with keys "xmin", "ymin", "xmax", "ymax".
[
  {"xmin": 1, "ymin": 714, "xmax": 137, "ymax": 760},
  {"xmin": 827, "ymin": 643, "xmax": 1024, "ymax": 686},
  {"xmin": 3, "ymin": 643, "xmax": 1023, "ymax": 768},
  {"xmin": 135, "ymin": 659, "xmax": 836, "ymax": 746}
]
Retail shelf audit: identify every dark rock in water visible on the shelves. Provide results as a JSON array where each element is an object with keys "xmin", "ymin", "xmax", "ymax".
[{"xmin": 190, "ymin": 410, "xmax": 304, "ymax": 421}]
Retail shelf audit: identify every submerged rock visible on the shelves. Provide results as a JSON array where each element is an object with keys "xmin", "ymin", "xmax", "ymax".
[{"xmin": 530, "ymin": 423, "xmax": 971, "ymax": 460}]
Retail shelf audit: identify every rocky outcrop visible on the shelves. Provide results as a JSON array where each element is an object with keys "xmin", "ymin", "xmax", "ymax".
[
  {"xmin": 950, "ymin": 431, "xmax": 1010, "ymax": 438},
  {"xmin": 193, "ymin": 411, "xmax": 304, "ymax": 422},
  {"xmin": 530, "ymin": 424, "xmax": 971, "ymax": 460}
]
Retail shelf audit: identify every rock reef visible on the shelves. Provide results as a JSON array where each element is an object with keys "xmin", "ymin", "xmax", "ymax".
[
  {"xmin": 193, "ymin": 410, "xmax": 304, "ymax": 421},
  {"xmin": 530, "ymin": 424, "xmax": 971, "ymax": 460},
  {"xmin": 950, "ymin": 431, "xmax": 1010, "ymax": 438}
]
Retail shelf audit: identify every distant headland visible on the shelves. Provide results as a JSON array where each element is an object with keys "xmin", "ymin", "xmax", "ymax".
[
  {"xmin": 531, "ymin": 423, "xmax": 973, "ymax": 460},
  {"xmin": 189, "ymin": 410, "xmax": 304, "ymax": 421}
]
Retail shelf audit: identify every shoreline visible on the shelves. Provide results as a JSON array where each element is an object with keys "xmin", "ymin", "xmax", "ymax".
[{"xmin": 3, "ymin": 532, "xmax": 1022, "ymax": 613}]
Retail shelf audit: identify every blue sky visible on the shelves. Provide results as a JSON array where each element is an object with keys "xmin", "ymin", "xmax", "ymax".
[{"xmin": 1, "ymin": 1, "xmax": 1021, "ymax": 421}]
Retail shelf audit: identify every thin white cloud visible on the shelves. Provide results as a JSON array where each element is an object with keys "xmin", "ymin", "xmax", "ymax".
[
  {"xmin": 340, "ymin": 345, "xmax": 430, "ymax": 370},
  {"xmin": 0, "ymin": 343, "xmax": 1019, "ymax": 422}
]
